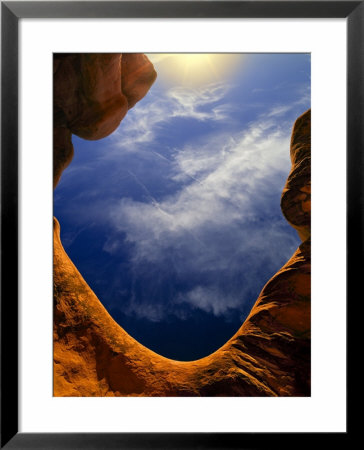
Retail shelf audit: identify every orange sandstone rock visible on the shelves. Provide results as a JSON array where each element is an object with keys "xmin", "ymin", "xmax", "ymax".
[
  {"xmin": 121, "ymin": 53, "xmax": 158, "ymax": 109},
  {"xmin": 53, "ymin": 215, "xmax": 310, "ymax": 396},
  {"xmin": 281, "ymin": 109, "xmax": 311, "ymax": 241},
  {"xmin": 53, "ymin": 53, "xmax": 157, "ymax": 187},
  {"xmin": 53, "ymin": 126, "xmax": 73, "ymax": 189}
]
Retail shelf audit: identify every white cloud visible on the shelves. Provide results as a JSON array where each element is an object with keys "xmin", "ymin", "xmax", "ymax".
[
  {"xmin": 106, "ymin": 82, "xmax": 231, "ymax": 155},
  {"xmin": 266, "ymin": 105, "xmax": 293, "ymax": 117},
  {"xmin": 167, "ymin": 84, "xmax": 231, "ymax": 121},
  {"xmin": 55, "ymin": 60, "xmax": 310, "ymax": 325},
  {"xmin": 263, "ymin": 84, "xmax": 311, "ymax": 119},
  {"xmin": 104, "ymin": 108, "xmax": 301, "ymax": 319},
  {"xmin": 177, "ymin": 286, "xmax": 242, "ymax": 316},
  {"xmin": 108, "ymin": 124, "xmax": 291, "ymax": 262}
]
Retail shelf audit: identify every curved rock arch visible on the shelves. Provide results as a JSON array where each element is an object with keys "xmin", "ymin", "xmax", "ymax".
[{"xmin": 53, "ymin": 54, "xmax": 311, "ymax": 396}]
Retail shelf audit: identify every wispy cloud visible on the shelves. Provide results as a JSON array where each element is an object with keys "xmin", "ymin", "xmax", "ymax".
[
  {"xmin": 104, "ymin": 107, "xmax": 301, "ymax": 320},
  {"xmin": 264, "ymin": 85, "xmax": 311, "ymax": 118},
  {"xmin": 168, "ymin": 84, "xmax": 231, "ymax": 121},
  {"xmin": 106, "ymin": 82, "xmax": 231, "ymax": 154},
  {"xmin": 176, "ymin": 286, "xmax": 242, "ymax": 317},
  {"xmin": 56, "ymin": 72, "xmax": 310, "ymax": 324}
]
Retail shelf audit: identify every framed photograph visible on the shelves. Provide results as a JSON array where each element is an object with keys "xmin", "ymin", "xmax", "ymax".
[{"xmin": 1, "ymin": 1, "xmax": 358, "ymax": 448}]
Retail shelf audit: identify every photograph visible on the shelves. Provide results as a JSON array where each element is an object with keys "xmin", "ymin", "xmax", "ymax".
[
  {"xmin": 53, "ymin": 52, "xmax": 311, "ymax": 397},
  {"xmin": 2, "ymin": 0, "xmax": 356, "ymax": 445}
]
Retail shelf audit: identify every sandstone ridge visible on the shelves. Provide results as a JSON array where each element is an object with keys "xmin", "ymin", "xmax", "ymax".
[{"xmin": 53, "ymin": 54, "xmax": 311, "ymax": 396}]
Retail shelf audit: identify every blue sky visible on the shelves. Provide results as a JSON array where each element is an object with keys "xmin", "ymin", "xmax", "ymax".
[{"xmin": 54, "ymin": 53, "xmax": 310, "ymax": 361}]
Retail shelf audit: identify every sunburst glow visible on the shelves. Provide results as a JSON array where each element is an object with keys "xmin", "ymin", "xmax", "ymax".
[{"xmin": 147, "ymin": 53, "xmax": 243, "ymax": 86}]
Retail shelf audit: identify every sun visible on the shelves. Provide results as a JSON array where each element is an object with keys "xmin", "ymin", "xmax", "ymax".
[
  {"xmin": 147, "ymin": 53, "xmax": 243, "ymax": 86},
  {"xmin": 171, "ymin": 54, "xmax": 217, "ymax": 81}
]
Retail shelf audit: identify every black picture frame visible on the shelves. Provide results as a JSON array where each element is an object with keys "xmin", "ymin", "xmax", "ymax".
[{"xmin": 1, "ymin": 1, "xmax": 359, "ymax": 448}]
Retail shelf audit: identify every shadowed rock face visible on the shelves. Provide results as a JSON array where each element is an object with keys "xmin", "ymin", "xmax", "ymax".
[
  {"xmin": 281, "ymin": 110, "xmax": 311, "ymax": 241},
  {"xmin": 53, "ymin": 54, "xmax": 311, "ymax": 396},
  {"xmin": 53, "ymin": 53, "xmax": 157, "ymax": 188}
]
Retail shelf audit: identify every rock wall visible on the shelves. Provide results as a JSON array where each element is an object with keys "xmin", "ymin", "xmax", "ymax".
[
  {"xmin": 281, "ymin": 110, "xmax": 311, "ymax": 241},
  {"xmin": 53, "ymin": 54, "xmax": 311, "ymax": 396},
  {"xmin": 53, "ymin": 53, "xmax": 157, "ymax": 187}
]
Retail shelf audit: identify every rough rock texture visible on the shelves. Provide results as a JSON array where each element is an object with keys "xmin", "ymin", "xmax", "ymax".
[
  {"xmin": 121, "ymin": 54, "xmax": 159, "ymax": 109},
  {"xmin": 53, "ymin": 53, "xmax": 157, "ymax": 188},
  {"xmin": 281, "ymin": 110, "xmax": 311, "ymax": 241},
  {"xmin": 53, "ymin": 55, "xmax": 311, "ymax": 396}
]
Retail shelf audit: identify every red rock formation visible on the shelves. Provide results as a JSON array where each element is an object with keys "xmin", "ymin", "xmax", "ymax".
[
  {"xmin": 121, "ymin": 53, "xmax": 159, "ymax": 109},
  {"xmin": 53, "ymin": 53, "xmax": 157, "ymax": 188},
  {"xmin": 53, "ymin": 54, "xmax": 310, "ymax": 396},
  {"xmin": 281, "ymin": 110, "xmax": 311, "ymax": 241},
  {"xmin": 53, "ymin": 126, "xmax": 73, "ymax": 189}
]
